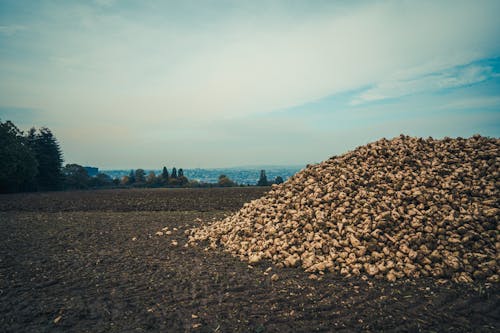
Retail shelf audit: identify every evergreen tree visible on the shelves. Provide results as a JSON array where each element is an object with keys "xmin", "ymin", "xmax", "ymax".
[
  {"xmin": 161, "ymin": 166, "xmax": 169, "ymax": 181},
  {"xmin": 28, "ymin": 127, "xmax": 63, "ymax": 191},
  {"xmin": 171, "ymin": 167, "xmax": 177, "ymax": 178},
  {"xmin": 26, "ymin": 127, "xmax": 36, "ymax": 147},
  {"xmin": 178, "ymin": 168, "xmax": 184, "ymax": 177},
  {"xmin": 257, "ymin": 169, "xmax": 268, "ymax": 186},
  {"xmin": 274, "ymin": 176, "xmax": 284, "ymax": 184},
  {"xmin": 0, "ymin": 120, "xmax": 38, "ymax": 192}
]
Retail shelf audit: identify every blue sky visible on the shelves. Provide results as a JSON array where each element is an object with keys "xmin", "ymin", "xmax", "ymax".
[{"xmin": 1, "ymin": 0, "xmax": 499, "ymax": 168}]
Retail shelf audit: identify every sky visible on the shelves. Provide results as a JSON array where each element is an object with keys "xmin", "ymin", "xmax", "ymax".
[{"xmin": 1, "ymin": 0, "xmax": 499, "ymax": 169}]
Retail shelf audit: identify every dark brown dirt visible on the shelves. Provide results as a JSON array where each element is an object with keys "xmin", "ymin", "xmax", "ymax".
[
  {"xmin": 0, "ymin": 187, "xmax": 269, "ymax": 212},
  {"xmin": 0, "ymin": 188, "xmax": 498, "ymax": 332}
]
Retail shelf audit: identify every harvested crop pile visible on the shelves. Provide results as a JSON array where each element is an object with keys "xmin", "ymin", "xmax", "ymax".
[{"xmin": 189, "ymin": 135, "xmax": 499, "ymax": 283}]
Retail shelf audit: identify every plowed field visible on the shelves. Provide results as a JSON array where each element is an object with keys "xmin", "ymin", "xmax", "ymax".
[{"xmin": 1, "ymin": 188, "xmax": 498, "ymax": 332}]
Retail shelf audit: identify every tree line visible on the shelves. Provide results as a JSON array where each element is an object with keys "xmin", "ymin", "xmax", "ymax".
[
  {"xmin": 1, "ymin": 120, "xmax": 63, "ymax": 193},
  {"xmin": 1, "ymin": 120, "xmax": 284, "ymax": 193}
]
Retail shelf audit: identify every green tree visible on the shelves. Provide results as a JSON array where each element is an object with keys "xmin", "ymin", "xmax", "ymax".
[
  {"xmin": 176, "ymin": 168, "xmax": 188, "ymax": 185},
  {"xmin": 135, "ymin": 169, "xmax": 146, "ymax": 183},
  {"xmin": 187, "ymin": 179, "xmax": 201, "ymax": 187},
  {"xmin": 178, "ymin": 175, "xmax": 188, "ymax": 186},
  {"xmin": 128, "ymin": 170, "xmax": 135, "ymax": 184},
  {"xmin": 257, "ymin": 169, "xmax": 268, "ymax": 186},
  {"xmin": 89, "ymin": 173, "xmax": 113, "ymax": 187},
  {"xmin": 26, "ymin": 127, "xmax": 36, "ymax": 146},
  {"xmin": 161, "ymin": 166, "xmax": 169, "ymax": 183},
  {"xmin": 218, "ymin": 174, "xmax": 236, "ymax": 187},
  {"xmin": 168, "ymin": 166, "xmax": 188, "ymax": 186},
  {"xmin": 146, "ymin": 171, "xmax": 158, "ymax": 185},
  {"xmin": 63, "ymin": 163, "xmax": 89, "ymax": 189},
  {"xmin": 28, "ymin": 127, "xmax": 64, "ymax": 190},
  {"xmin": 0, "ymin": 120, "xmax": 38, "ymax": 193}
]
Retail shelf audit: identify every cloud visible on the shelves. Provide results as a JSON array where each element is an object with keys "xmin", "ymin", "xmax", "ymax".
[
  {"xmin": 437, "ymin": 96, "xmax": 500, "ymax": 110},
  {"xmin": 4, "ymin": 0, "xmax": 499, "ymax": 122},
  {"xmin": 161, "ymin": 0, "xmax": 500, "ymax": 118},
  {"xmin": 352, "ymin": 63, "xmax": 495, "ymax": 105},
  {"xmin": 1, "ymin": 1, "xmax": 499, "ymax": 168}
]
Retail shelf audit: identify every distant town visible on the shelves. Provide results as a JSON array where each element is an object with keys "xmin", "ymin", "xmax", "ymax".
[{"xmin": 100, "ymin": 166, "xmax": 303, "ymax": 186}]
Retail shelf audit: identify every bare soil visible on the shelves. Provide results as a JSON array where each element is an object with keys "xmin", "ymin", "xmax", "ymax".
[
  {"xmin": 0, "ymin": 187, "xmax": 268, "ymax": 212},
  {"xmin": 0, "ymin": 188, "xmax": 498, "ymax": 332}
]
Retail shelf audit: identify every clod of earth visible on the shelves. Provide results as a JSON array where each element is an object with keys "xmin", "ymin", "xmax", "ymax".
[{"xmin": 188, "ymin": 135, "xmax": 499, "ymax": 283}]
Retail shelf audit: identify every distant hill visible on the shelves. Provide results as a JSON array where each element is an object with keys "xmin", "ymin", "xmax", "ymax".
[{"xmin": 102, "ymin": 166, "xmax": 304, "ymax": 185}]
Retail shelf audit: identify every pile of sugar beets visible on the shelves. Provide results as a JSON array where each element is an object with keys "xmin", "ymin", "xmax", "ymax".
[{"xmin": 188, "ymin": 135, "xmax": 499, "ymax": 283}]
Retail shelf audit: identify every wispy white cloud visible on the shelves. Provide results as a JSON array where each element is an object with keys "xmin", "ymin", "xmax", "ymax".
[
  {"xmin": 160, "ymin": 0, "xmax": 500, "ymax": 118},
  {"xmin": 437, "ymin": 96, "xmax": 500, "ymax": 110},
  {"xmin": 4, "ymin": 0, "xmax": 498, "ymax": 121},
  {"xmin": 1, "ymin": 0, "xmax": 499, "ymax": 167},
  {"xmin": 352, "ymin": 63, "xmax": 495, "ymax": 105}
]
